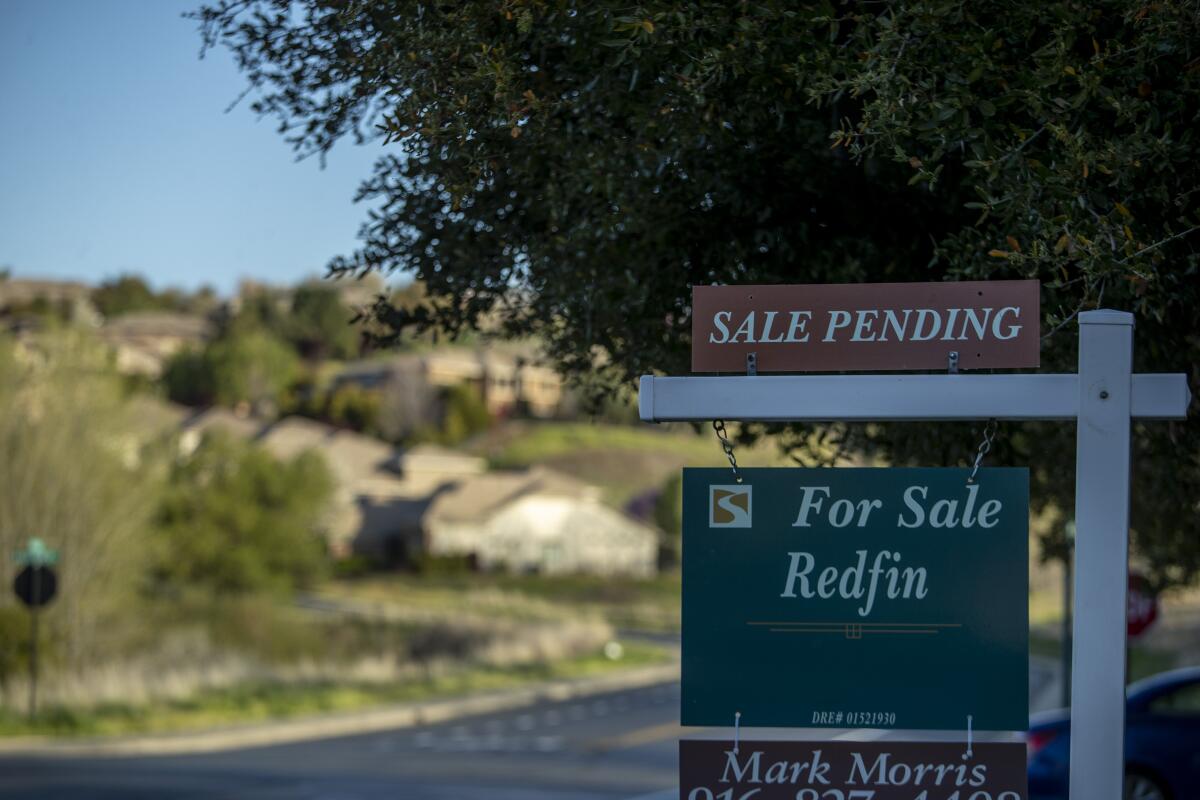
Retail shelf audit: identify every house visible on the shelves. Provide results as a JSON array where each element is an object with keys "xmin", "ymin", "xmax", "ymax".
[
  {"xmin": 178, "ymin": 406, "xmax": 263, "ymax": 455},
  {"xmin": 419, "ymin": 467, "xmax": 659, "ymax": 577},
  {"xmin": 173, "ymin": 411, "xmax": 653, "ymax": 575},
  {"xmin": 99, "ymin": 311, "xmax": 213, "ymax": 376},
  {"xmin": 0, "ymin": 278, "xmax": 101, "ymax": 327},
  {"xmin": 253, "ymin": 416, "xmax": 485, "ymax": 559},
  {"xmin": 333, "ymin": 347, "xmax": 564, "ymax": 423}
]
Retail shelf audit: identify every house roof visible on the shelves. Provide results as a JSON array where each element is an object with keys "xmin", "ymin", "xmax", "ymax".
[
  {"xmin": 423, "ymin": 467, "xmax": 599, "ymax": 524},
  {"xmin": 256, "ymin": 416, "xmax": 399, "ymax": 486},
  {"xmin": 0, "ymin": 278, "xmax": 91, "ymax": 306},
  {"xmin": 100, "ymin": 311, "xmax": 213, "ymax": 341},
  {"xmin": 398, "ymin": 443, "xmax": 486, "ymax": 477},
  {"xmin": 180, "ymin": 406, "xmax": 263, "ymax": 441}
]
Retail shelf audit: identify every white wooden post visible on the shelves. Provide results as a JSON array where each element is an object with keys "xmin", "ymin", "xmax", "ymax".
[{"xmin": 1069, "ymin": 310, "xmax": 1133, "ymax": 800}]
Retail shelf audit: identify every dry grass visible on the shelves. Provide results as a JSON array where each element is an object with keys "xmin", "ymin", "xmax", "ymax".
[{"xmin": 0, "ymin": 603, "xmax": 614, "ymax": 714}]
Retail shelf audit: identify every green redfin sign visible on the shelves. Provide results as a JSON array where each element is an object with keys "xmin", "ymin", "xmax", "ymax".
[{"xmin": 682, "ymin": 467, "xmax": 1029, "ymax": 731}]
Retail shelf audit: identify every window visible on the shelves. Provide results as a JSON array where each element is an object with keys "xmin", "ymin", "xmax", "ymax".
[{"xmin": 1148, "ymin": 681, "xmax": 1200, "ymax": 715}]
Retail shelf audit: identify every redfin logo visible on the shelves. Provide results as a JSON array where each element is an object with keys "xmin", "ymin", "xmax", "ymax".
[{"xmin": 710, "ymin": 485, "xmax": 752, "ymax": 528}]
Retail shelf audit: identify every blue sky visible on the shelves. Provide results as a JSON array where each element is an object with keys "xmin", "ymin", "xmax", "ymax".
[{"xmin": 0, "ymin": 0, "xmax": 386, "ymax": 294}]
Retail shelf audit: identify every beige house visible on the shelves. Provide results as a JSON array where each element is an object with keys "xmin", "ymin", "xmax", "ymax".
[
  {"xmin": 100, "ymin": 311, "xmax": 213, "ymax": 376},
  {"xmin": 0, "ymin": 278, "xmax": 101, "ymax": 326},
  {"xmin": 182, "ymin": 413, "xmax": 484, "ymax": 559},
  {"xmin": 335, "ymin": 347, "xmax": 564, "ymax": 421},
  {"xmin": 420, "ymin": 468, "xmax": 659, "ymax": 577},
  {"xmin": 175, "ymin": 411, "xmax": 655, "ymax": 575}
]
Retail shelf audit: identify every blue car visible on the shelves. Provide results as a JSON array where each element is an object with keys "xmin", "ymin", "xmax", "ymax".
[{"xmin": 1028, "ymin": 666, "xmax": 1200, "ymax": 800}]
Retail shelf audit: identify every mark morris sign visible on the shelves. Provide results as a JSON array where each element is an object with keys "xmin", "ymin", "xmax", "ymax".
[
  {"xmin": 691, "ymin": 280, "xmax": 1039, "ymax": 372},
  {"xmin": 680, "ymin": 740, "xmax": 1027, "ymax": 799}
]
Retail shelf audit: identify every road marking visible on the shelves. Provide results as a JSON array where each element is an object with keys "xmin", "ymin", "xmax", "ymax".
[
  {"xmin": 588, "ymin": 721, "xmax": 683, "ymax": 753},
  {"xmin": 534, "ymin": 735, "xmax": 563, "ymax": 752},
  {"xmin": 626, "ymin": 791, "xmax": 676, "ymax": 800}
]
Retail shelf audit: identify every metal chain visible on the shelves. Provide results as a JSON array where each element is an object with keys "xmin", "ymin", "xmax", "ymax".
[
  {"xmin": 712, "ymin": 420, "xmax": 743, "ymax": 484},
  {"xmin": 966, "ymin": 419, "xmax": 999, "ymax": 485}
]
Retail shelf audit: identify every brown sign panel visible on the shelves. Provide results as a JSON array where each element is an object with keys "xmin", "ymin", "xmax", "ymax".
[
  {"xmin": 692, "ymin": 281, "xmax": 1039, "ymax": 373},
  {"xmin": 680, "ymin": 739, "xmax": 1028, "ymax": 799}
]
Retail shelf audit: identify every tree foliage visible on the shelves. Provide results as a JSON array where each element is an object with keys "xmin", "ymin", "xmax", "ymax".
[
  {"xmin": 287, "ymin": 283, "xmax": 361, "ymax": 360},
  {"xmin": 0, "ymin": 334, "xmax": 163, "ymax": 674},
  {"xmin": 437, "ymin": 383, "xmax": 493, "ymax": 445},
  {"xmin": 195, "ymin": 1, "xmax": 1200, "ymax": 588},
  {"xmin": 92, "ymin": 273, "xmax": 217, "ymax": 317},
  {"xmin": 153, "ymin": 433, "xmax": 332, "ymax": 596},
  {"xmin": 163, "ymin": 330, "xmax": 301, "ymax": 413}
]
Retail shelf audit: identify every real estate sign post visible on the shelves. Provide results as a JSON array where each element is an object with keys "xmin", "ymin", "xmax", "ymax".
[{"xmin": 641, "ymin": 282, "xmax": 1192, "ymax": 800}]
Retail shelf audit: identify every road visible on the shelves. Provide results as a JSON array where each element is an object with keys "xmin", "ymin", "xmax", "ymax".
[
  {"xmin": 0, "ymin": 660, "xmax": 1058, "ymax": 800},
  {"xmin": 0, "ymin": 682, "xmax": 681, "ymax": 800}
]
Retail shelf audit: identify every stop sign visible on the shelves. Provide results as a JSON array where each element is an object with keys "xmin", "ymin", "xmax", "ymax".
[{"xmin": 1127, "ymin": 572, "xmax": 1158, "ymax": 639}]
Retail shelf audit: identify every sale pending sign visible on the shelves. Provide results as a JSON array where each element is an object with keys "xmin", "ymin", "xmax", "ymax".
[{"xmin": 682, "ymin": 468, "xmax": 1029, "ymax": 731}]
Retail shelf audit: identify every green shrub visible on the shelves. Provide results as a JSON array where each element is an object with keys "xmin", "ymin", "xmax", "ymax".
[
  {"xmin": 325, "ymin": 384, "xmax": 383, "ymax": 434},
  {"xmin": 439, "ymin": 384, "xmax": 491, "ymax": 445},
  {"xmin": 153, "ymin": 433, "xmax": 333, "ymax": 597}
]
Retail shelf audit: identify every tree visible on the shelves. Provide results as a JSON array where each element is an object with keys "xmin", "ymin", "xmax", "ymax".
[
  {"xmin": 153, "ymin": 432, "xmax": 332, "ymax": 596},
  {"xmin": 324, "ymin": 383, "xmax": 383, "ymax": 434},
  {"xmin": 163, "ymin": 330, "xmax": 301, "ymax": 413},
  {"xmin": 92, "ymin": 274, "xmax": 216, "ymax": 317},
  {"xmin": 438, "ymin": 384, "xmax": 492, "ymax": 445},
  {"xmin": 0, "ymin": 333, "xmax": 162, "ymax": 676},
  {"xmin": 196, "ymin": 1, "xmax": 1200, "ymax": 589},
  {"xmin": 162, "ymin": 346, "xmax": 216, "ymax": 406},
  {"xmin": 92, "ymin": 275, "xmax": 160, "ymax": 317},
  {"xmin": 208, "ymin": 331, "xmax": 301, "ymax": 413},
  {"xmin": 287, "ymin": 283, "xmax": 360, "ymax": 360}
]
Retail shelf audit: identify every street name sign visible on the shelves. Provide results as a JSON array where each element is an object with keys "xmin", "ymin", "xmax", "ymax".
[
  {"xmin": 683, "ymin": 467, "xmax": 1029, "ymax": 731},
  {"xmin": 680, "ymin": 739, "xmax": 1028, "ymax": 799},
  {"xmin": 691, "ymin": 280, "xmax": 1040, "ymax": 373}
]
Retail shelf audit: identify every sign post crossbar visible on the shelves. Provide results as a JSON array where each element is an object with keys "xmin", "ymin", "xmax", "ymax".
[{"xmin": 642, "ymin": 310, "xmax": 1191, "ymax": 800}]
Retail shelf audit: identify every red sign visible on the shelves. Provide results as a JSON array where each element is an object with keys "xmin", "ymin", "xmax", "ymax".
[
  {"xmin": 691, "ymin": 280, "xmax": 1040, "ymax": 373},
  {"xmin": 680, "ymin": 739, "xmax": 1028, "ymax": 799},
  {"xmin": 1128, "ymin": 573, "xmax": 1158, "ymax": 639}
]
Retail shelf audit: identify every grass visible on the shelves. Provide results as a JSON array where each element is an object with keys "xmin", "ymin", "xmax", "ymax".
[
  {"xmin": 481, "ymin": 422, "xmax": 718, "ymax": 466},
  {"xmin": 324, "ymin": 573, "xmax": 682, "ymax": 631},
  {"xmin": 0, "ymin": 641, "xmax": 670, "ymax": 738},
  {"xmin": 323, "ymin": 571, "xmax": 683, "ymax": 632}
]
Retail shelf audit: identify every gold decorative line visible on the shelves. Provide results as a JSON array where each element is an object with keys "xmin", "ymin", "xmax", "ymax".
[
  {"xmin": 768, "ymin": 628, "xmax": 939, "ymax": 635},
  {"xmin": 748, "ymin": 621, "xmax": 962, "ymax": 628}
]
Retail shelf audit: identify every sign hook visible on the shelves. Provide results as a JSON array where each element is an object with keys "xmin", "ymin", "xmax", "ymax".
[
  {"xmin": 712, "ymin": 420, "xmax": 742, "ymax": 484},
  {"xmin": 733, "ymin": 710, "xmax": 742, "ymax": 754},
  {"xmin": 966, "ymin": 419, "xmax": 999, "ymax": 485},
  {"xmin": 962, "ymin": 714, "xmax": 974, "ymax": 760}
]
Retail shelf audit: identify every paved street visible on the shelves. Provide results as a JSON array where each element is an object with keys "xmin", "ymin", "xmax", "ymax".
[
  {"xmin": 0, "ymin": 659, "xmax": 1058, "ymax": 800},
  {"xmin": 0, "ymin": 683, "xmax": 682, "ymax": 800}
]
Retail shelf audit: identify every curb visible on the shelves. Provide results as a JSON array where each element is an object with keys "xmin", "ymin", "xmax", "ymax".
[{"xmin": 0, "ymin": 662, "xmax": 680, "ymax": 759}]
